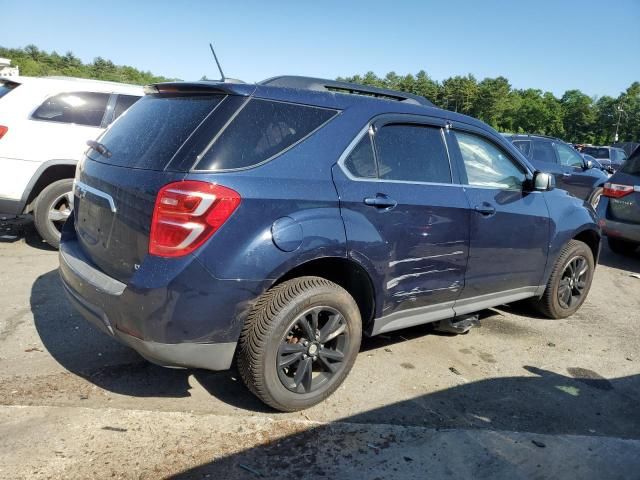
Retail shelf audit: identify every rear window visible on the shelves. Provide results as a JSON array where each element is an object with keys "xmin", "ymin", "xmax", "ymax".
[
  {"xmin": 195, "ymin": 99, "xmax": 337, "ymax": 170},
  {"xmin": 583, "ymin": 147, "xmax": 610, "ymax": 159},
  {"xmin": 89, "ymin": 94, "xmax": 223, "ymax": 170},
  {"xmin": 33, "ymin": 91, "xmax": 109, "ymax": 127},
  {"xmin": 0, "ymin": 80, "xmax": 19, "ymax": 99}
]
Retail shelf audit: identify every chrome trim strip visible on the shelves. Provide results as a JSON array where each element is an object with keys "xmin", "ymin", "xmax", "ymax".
[{"xmin": 74, "ymin": 181, "xmax": 117, "ymax": 213}]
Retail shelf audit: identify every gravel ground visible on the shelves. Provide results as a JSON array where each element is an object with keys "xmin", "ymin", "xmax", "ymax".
[{"xmin": 0, "ymin": 226, "xmax": 639, "ymax": 479}]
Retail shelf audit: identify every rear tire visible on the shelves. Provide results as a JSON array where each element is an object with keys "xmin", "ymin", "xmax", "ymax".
[
  {"xmin": 237, "ymin": 276, "xmax": 361, "ymax": 412},
  {"xmin": 608, "ymin": 237, "xmax": 638, "ymax": 256},
  {"xmin": 33, "ymin": 178, "xmax": 74, "ymax": 249},
  {"xmin": 531, "ymin": 240, "xmax": 594, "ymax": 319}
]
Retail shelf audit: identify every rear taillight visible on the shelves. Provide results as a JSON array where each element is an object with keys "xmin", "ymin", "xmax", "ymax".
[
  {"xmin": 149, "ymin": 181, "xmax": 241, "ymax": 257},
  {"xmin": 0, "ymin": 125, "xmax": 7, "ymax": 140},
  {"xmin": 603, "ymin": 182, "xmax": 634, "ymax": 199}
]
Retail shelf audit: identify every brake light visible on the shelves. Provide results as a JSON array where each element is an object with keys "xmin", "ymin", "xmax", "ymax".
[
  {"xmin": 0, "ymin": 125, "xmax": 7, "ymax": 140},
  {"xmin": 603, "ymin": 182, "xmax": 634, "ymax": 199},
  {"xmin": 149, "ymin": 181, "xmax": 241, "ymax": 257}
]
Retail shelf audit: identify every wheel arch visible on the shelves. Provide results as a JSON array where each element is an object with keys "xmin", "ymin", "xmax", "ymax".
[
  {"xmin": 272, "ymin": 256, "xmax": 377, "ymax": 330},
  {"xmin": 573, "ymin": 227, "xmax": 601, "ymax": 264},
  {"xmin": 21, "ymin": 160, "xmax": 77, "ymax": 213}
]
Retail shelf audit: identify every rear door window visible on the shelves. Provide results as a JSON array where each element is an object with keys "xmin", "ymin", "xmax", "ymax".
[
  {"xmin": 374, "ymin": 124, "xmax": 451, "ymax": 183},
  {"xmin": 532, "ymin": 140, "xmax": 557, "ymax": 164},
  {"xmin": 196, "ymin": 99, "xmax": 337, "ymax": 171},
  {"xmin": 112, "ymin": 94, "xmax": 141, "ymax": 121},
  {"xmin": 32, "ymin": 92, "xmax": 110, "ymax": 127},
  {"xmin": 344, "ymin": 134, "xmax": 377, "ymax": 179},
  {"xmin": 88, "ymin": 94, "xmax": 223, "ymax": 170},
  {"xmin": 512, "ymin": 140, "xmax": 532, "ymax": 157}
]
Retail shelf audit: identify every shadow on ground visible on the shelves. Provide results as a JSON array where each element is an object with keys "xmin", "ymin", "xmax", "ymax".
[
  {"xmin": 598, "ymin": 239, "xmax": 640, "ymax": 274},
  {"xmin": 168, "ymin": 367, "xmax": 640, "ymax": 479}
]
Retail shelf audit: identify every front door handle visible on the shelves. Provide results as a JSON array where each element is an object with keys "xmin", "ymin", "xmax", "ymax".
[
  {"xmin": 474, "ymin": 204, "xmax": 496, "ymax": 216},
  {"xmin": 562, "ymin": 173, "xmax": 572, "ymax": 178},
  {"xmin": 364, "ymin": 196, "xmax": 397, "ymax": 209}
]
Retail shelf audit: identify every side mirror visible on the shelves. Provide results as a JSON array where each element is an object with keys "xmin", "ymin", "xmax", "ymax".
[
  {"xmin": 584, "ymin": 159, "xmax": 594, "ymax": 170},
  {"xmin": 534, "ymin": 172, "xmax": 555, "ymax": 191}
]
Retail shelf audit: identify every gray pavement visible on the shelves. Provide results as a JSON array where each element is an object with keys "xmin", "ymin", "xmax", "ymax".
[{"xmin": 1, "ymin": 226, "xmax": 639, "ymax": 479}]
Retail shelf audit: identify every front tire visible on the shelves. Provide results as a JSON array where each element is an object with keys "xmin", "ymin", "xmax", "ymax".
[
  {"xmin": 608, "ymin": 237, "xmax": 638, "ymax": 256},
  {"xmin": 532, "ymin": 240, "xmax": 595, "ymax": 319},
  {"xmin": 33, "ymin": 178, "xmax": 74, "ymax": 249},
  {"xmin": 237, "ymin": 276, "xmax": 362, "ymax": 412}
]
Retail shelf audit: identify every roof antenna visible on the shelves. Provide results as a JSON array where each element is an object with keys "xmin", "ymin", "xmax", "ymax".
[{"xmin": 209, "ymin": 43, "xmax": 226, "ymax": 82}]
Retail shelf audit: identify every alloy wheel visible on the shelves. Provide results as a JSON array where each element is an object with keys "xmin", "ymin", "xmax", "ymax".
[
  {"xmin": 276, "ymin": 306, "xmax": 350, "ymax": 394},
  {"xmin": 48, "ymin": 191, "xmax": 73, "ymax": 232},
  {"xmin": 557, "ymin": 255, "xmax": 589, "ymax": 309}
]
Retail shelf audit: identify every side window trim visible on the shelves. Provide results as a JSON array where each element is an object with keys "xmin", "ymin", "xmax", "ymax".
[{"xmin": 101, "ymin": 94, "xmax": 117, "ymax": 128}]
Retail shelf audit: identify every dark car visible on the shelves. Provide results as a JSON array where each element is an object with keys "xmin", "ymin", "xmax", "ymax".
[
  {"xmin": 598, "ymin": 148, "xmax": 640, "ymax": 255},
  {"xmin": 583, "ymin": 153, "xmax": 614, "ymax": 175},
  {"xmin": 59, "ymin": 76, "xmax": 601, "ymax": 411},
  {"xmin": 505, "ymin": 134, "xmax": 609, "ymax": 208},
  {"xmin": 583, "ymin": 146, "xmax": 628, "ymax": 171}
]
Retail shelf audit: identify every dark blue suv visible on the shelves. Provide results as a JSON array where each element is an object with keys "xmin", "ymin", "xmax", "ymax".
[
  {"xmin": 59, "ymin": 76, "xmax": 601, "ymax": 411},
  {"xmin": 504, "ymin": 134, "xmax": 609, "ymax": 209}
]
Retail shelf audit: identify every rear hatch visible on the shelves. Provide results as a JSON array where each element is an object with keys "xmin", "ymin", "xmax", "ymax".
[
  {"xmin": 74, "ymin": 85, "xmax": 250, "ymax": 282},
  {"xmin": 606, "ymin": 155, "xmax": 640, "ymax": 224}
]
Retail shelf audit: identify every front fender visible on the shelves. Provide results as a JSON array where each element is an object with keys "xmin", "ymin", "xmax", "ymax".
[{"xmin": 542, "ymin": 190, "xmax": 601, "ymax": 286}]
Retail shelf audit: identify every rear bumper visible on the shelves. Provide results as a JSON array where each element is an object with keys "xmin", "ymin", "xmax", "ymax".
[
  {"xmin": 0, "ymin": 198, "xmax": 24, "ymax": 215},
  {"xmin": 601, "ymin": 219, "xmax": 640, "ymax": 243},
  {"xmin": 58, "ymin": 231, "xmax": 262, "ymax": 371}
]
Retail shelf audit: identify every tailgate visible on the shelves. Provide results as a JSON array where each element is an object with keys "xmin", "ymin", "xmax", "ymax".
[{"xmin": 74, "ymin": 159, "xmax": 185, "ymax": 283}]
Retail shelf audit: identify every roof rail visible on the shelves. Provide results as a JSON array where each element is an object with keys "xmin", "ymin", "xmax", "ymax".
[{"xmin": 259, "ymin": 75, "xmax": 433, "ymax": 107}]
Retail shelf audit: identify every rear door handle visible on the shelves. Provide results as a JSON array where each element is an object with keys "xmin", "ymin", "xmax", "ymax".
[
  {"xmin": 364, "ymin": 196, "xmax": 397, "ymax": 209},
  {"xmin": 562, "ymin": 173, "xmax": 572, "ymax": 178},
  {"xmin": 474, "ymin": 204, "xmax": 496, "ymax": 216}
]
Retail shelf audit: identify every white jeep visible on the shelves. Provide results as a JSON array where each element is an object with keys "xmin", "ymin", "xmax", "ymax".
[{"xmin": 0, "ymin": 76, "xmax": 142, "ymax": 247}]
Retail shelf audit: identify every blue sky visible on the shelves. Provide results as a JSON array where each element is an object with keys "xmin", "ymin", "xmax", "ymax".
[{"xmin": 3, "ymin": 0, "xmax": 639, "ymax": 97}]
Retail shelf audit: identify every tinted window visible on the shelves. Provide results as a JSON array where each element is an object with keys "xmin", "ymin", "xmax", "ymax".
[
  {"xmin": 375, "ymin": 125, "xmax": 451, "ymax": 183},
  {"xmin": 532, "ymin": 140, "xmax": 557, "ymax": 164},
  {"xmin": 583, "ymin": 147, "xmax": 610, "ymax": 159},
  {"xmin": 344, "ymin": 134, "xmax": 377, "ymax": 178},
  {"xmin": 197, "ymin": 99, "xmax": 337, "ymax": 170},
  {"xmin": 0, "ymin": 80, "xmax": 19, "ymax": 99},
  {"xmin": 89, "ymin": 94, "xmax": 223, "ymax": 170},
  {"xmin": 32, "ymin": 92, "xmax": 109, "ymax": 127},
  {"xmin": 455, "ymin": 131, "xmax": 526, "ymax": 190},
  {"xmin": 555, "ymin": 142, "xmax": 584, "ymax": 168},
  {"xmin": 614, "ymin": 149, "xmax": 628, "ymax": 163},
  {"xmin": 512, "ymin": 140, "xmax": 531, "ymax": 157},
  {"xmin": 113, "ymin": 94, "xmax": 141, "ymax": 121}
]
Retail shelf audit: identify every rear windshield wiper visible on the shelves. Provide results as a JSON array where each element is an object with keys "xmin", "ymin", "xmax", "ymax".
[{"xmin": 86, "ymin": 140, "xmax": 112, "ymax": 158}]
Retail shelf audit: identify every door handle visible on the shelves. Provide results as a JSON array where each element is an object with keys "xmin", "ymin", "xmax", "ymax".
[
  {"xmin": 364, "ymin": 196, "xmax": 397, "ymax": 209},
  {"xmin": 562, "ymin": 173, "xmax": 572, "ymax": 178},
  {"xmin": 474, "ymin": 204, "xmax": 496, "ymax": 216}
]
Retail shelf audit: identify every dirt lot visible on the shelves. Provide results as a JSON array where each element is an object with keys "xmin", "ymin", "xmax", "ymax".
[{"xmin": 1, "ymin": 226, "xmax": 639, "ymax": 479}]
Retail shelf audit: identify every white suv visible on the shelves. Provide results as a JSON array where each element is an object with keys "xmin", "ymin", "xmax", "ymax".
[{"xmin": 0, "ymin": 76, "xmax": 142, "ymax": 247}]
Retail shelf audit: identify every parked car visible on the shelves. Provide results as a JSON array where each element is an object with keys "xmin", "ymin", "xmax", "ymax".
[
  {"xmin": 583, "ymin": 153, "xmax": 614, "ymax": 175},
  {"xmin": 597, "ymin": 148, "xmax": 640, "ymax": 255},
  {"xmin": 0, "ymin": 76, "xmax": 142, "ymax": 247},
  {"xmin": 505, "ymin": 134, "xmax": 609, "ymax": 208},
  {"xmin": 583, "ymin": 146, "xmax": 628, "ymax": 172},
  {"xmin": 59, "ymin": 76, "xmax": 600, "ymax": 411}
]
